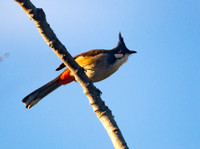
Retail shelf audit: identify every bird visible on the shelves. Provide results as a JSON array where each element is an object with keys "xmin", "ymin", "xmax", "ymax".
[{"xmin": 22, "ymin": 33, "xmax": 137, "ymax": 109}]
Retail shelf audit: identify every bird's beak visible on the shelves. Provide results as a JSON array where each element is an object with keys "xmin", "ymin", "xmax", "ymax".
[{"xmin": 129, "ymin": 50, "xmax": 137, "ymax": 54}]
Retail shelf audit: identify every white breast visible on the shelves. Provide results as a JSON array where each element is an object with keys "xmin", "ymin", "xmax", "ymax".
[{"xmin": 75, "ymin": 53, "xmax": 130, "ymax": 82}]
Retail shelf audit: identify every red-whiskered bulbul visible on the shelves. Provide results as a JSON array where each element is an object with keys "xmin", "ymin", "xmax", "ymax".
[{"xmin": 22, "ymin": 33, "xmax": 137, "ymax": 109}]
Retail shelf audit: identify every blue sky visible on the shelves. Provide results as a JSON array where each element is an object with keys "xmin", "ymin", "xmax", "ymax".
[{"xmin": 1, "ymin": 0, "xmax": 200, "ymax": 148}]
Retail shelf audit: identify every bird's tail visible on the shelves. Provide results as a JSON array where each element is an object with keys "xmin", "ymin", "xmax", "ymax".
[
  {"xmin": 22, "ymin": 69, "xmax": 75, "ymax": 109},
  {"xmin": 22, "ymin": 77, "xmax": 61, "ymax": 109}
]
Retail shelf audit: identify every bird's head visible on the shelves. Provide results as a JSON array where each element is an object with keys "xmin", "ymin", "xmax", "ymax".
[{"xmin": 113, "ymin": 32, "xmax": 137, "ymax": 59}]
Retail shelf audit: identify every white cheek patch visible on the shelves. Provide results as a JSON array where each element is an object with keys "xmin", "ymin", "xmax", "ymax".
[{"xmin": 114, "ymin": 54, "xmax": 123, "ymax": 59}]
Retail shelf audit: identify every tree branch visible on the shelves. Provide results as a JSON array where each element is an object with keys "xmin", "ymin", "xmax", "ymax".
[{"xmin": 15, "ymin": 0, "xmax": 129, "ymax": 148}]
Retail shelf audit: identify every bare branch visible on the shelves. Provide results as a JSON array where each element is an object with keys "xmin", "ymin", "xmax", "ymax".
[
  {"xmin": 0, "ymin": 53, "xmax": 9, "ymax": 62},
  {"xmin": 15, "ymin": 0, "xmax": 129, "ymax": 148}
]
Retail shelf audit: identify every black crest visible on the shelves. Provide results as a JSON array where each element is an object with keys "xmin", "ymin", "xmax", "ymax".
[{"xmin": 119, "ymin": 32, "xmax": 124, "ymax": 43}]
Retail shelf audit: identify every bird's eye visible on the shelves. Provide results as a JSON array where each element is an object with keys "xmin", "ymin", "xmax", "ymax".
[
  {"xmin": 114, "ymin": 51, "xmax": 123, "ymax": 59},
  {"xmin": 118, "ymin": 50, "xmax": 122, "ymax": 54}
]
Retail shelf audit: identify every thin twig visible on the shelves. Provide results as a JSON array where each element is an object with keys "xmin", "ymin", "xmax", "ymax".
[{"xmin": 15, "ymin": 0, "xmax": 129, "ymax": 148}]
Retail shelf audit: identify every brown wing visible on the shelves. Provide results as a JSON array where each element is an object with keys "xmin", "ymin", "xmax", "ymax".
[{"xmin": 55, "ymin": 49, "xmax": 108, "ymax": 71}]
